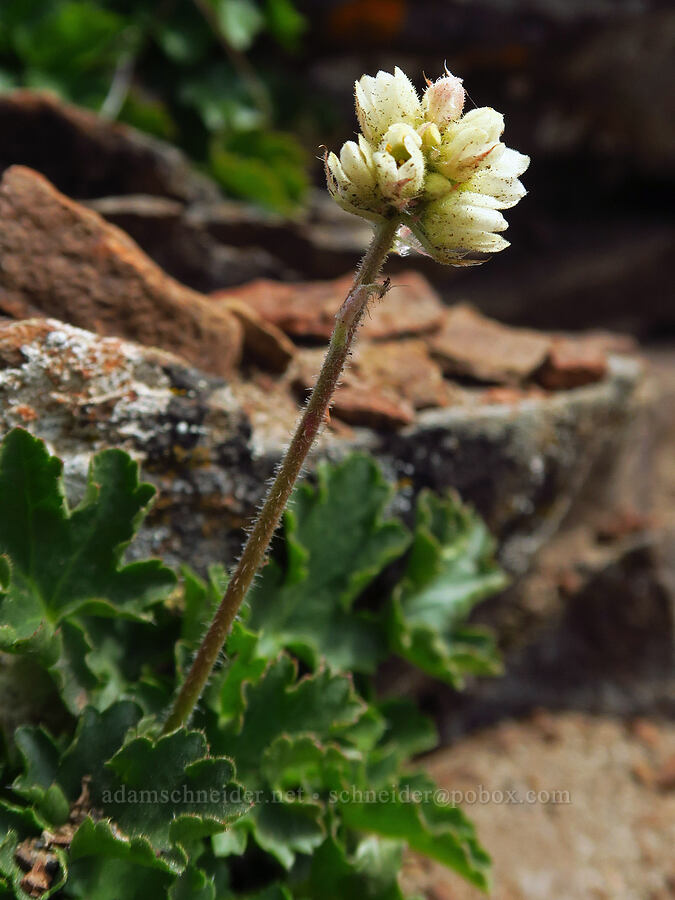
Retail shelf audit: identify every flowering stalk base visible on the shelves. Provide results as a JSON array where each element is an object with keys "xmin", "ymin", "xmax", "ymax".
[{"xmin": 163, "ymin": 216, "xmax": 400, "ymax": 732}]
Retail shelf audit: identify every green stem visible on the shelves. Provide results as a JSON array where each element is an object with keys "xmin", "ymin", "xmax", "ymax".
[{"xmin": 163, "ymin": 216, "xmax": 400, "ymax": 732}]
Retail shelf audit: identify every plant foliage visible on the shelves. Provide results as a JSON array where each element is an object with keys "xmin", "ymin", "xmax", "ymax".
[
  {"xmin": 0, "ymin": 429, "xmax": 507, "ymax": 897},
  {"xmin": 0, "ymin": 0, "xmax": 310, "ymax": 213}
]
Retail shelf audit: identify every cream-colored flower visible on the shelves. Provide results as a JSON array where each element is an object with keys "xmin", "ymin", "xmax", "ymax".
[
  {"xmin": 355, "ymin": 67, "xmax": 421, "ymax": 143},
  {"xmin": 434, "ymin": 107, "xmax": 505, "ymax": 182},
  {"xmin": 373, "ymin": 123, "xmax": 425, "ymax": 205},
  {"xmin": 415, "ymin": 189, "xmax": 510, "ymax": 262},
  {"xmin": 414, "ymin": 109, "xmax": 529, "ymax": 258},
  {"xmin": 325, "ymin": 135, "xmax": 384, "ymax": 220},
  {"xmin": 422, "ymin": 73, "xmax": 465, "ymax": 127},
  {"xmin": 470, "ymin": 146, "xmax": 529, "ymax": 208},
  {"xmin": 411, "ymin": 142, "xmax": 529, "ymax": 259},
  {"xmin": 326, "ymin": 65, "xmax": 529, "ymax": 264}
]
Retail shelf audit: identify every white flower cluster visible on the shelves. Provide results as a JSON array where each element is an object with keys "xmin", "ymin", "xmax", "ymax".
[{"xmin": 325, "ymin": 66, "xmax": 529, "ymax": 263}]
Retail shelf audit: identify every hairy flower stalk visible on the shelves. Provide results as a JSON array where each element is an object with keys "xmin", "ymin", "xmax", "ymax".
[
  {"xmin": 164, "ymin": 66, "xmax": 528, "ymax": 732},
  {"xmin": 163, "ymin": 217, "xmax": 399, "ymax": 732}
]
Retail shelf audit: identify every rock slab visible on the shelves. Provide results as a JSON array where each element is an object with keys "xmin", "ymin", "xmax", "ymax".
[
  {"xmin": 0, "ymin": 166, "xmax": 243, "ymax": 377},
  {"xmin": 0, "ymin": 317, "xmax": 642, "ymax": 578},
  {"xmin": 215, "ymin": 270, "xmax": 445, "ymax": 341}
]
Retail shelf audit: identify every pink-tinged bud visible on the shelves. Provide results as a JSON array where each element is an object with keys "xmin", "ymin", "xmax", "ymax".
[{"xmin": 422, "ymin": 74, "xmax": 465, "ymax": 128}]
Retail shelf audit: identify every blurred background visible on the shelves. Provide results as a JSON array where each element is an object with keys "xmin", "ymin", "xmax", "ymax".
[
  {"xmin": 1, "ymin": 5, "xmax": 674, "ymax": 896},
  {"xmin": 0, "ymin": 0, "xmax": 673, "ymax": 334}
]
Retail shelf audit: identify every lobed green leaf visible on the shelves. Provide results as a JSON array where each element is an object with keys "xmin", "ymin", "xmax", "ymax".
[
  {"xmin": 0, "ymin": 430, "xmax": 175, "ymax": 665},
  {"xmin": 338, "ymin": 772, "xmax": 491, "ymax": 891},
  {"xmin": 247, "ymin": 455, "xmax": 410, "ymax": 673},
  {"xmin": 387, "ymin": 490, "xmax": 507, "ymax": 686}
]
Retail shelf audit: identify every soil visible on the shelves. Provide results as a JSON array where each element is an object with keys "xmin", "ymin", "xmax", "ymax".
[{"xmin": 405, "ymin": 712, "xmax": 675, "ymax": 900}]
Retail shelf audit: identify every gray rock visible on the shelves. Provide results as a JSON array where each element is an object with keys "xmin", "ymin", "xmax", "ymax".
[
  {"xmin": 0, "ymin": 317, "xmax": 642, "ymax": 578},
  {"xmin": 431, "ymin": 532, "xmax": 675, "ymax": 740},
  {"xmin": 345, "ymin": 355, "xmax": 640, "ymax": 574},
  {"xmin": 0, "ymin": 319, "xmax": 257, "ymax": 570}
]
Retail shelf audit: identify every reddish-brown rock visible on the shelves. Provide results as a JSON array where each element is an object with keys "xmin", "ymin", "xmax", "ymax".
[
  {"xmin": 0, "ymin": 166, "xmax": 243, "ymax": 377},
  {"xmin": 220, "ymin": 298, "xmax": 296, "ymax": 372},
  {"xmin": 654, "ymin": 755, "xmax": 675, "ymax": 791},
  {"xmin": 428, "ymin": 304, "xmax": 552, "ymax": 385},
  {"xmin": 215, "ymin": 270, "xmax": 445, "ymax": 341},
  {"xmin": 536, "ymin": 336, "xmax": 609, "ymax": 390},
  {"xmin": 350, "ymin": 339, "xmax": 455, "ymax": 410},
  {"xmin": 288, "ymin": 338, "xmax": 458, "ymax": 430},
  {"xmin": 289, "ymin": 346, "xmax": 416, "ymax": 429},
  {"xmin": 330, "ymin": 385, "xmax": 415, "ymax": 430}
]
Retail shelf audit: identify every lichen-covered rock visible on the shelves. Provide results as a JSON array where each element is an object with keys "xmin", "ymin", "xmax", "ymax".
[
  {"xmin": 0, "ymin": 317, "xmax": 643, "ymax": 579},
  {"xmin": 0, "ymin": 318, "xmax": 255, "ymax": 570}
]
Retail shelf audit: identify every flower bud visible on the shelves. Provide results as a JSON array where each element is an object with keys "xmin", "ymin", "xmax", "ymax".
[
  {"xmin": 355, "ymin": 67, "xmax": 422, "ymax": 143},
  {"xmin": 339, "ymin": 137, "xmax": 377, "ymax": 193},
  {"xmin": 423, "ymin": 172, "xmax": 455, "ymax": 200},
  {"xmin": 435, "ymin": 107, "xmax": 505, "ymax": 182},
  {"xmin": 325, "ymin": 137, "xmax": 384, "ymax": 220},
  {"xmin": 413, "ymin": 189, "xmax": 511, "ymax": 262},
  {"xmin": 422, "ymin": 73, "xmax": 465, "ymax": 127},
  {"xmin": 471, "ymin": 147, "xmax": 529, "ymax": 208}
]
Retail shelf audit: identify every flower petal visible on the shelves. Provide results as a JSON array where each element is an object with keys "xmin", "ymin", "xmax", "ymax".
[
  {"xmin": 460, "ymin": 107, "xmax": 504, "ymax": 141},
  {"xmin": 355, "ymin": 67, "xmax": 421, "ymax": 142},
  {"xmin": 470, "ymin": 171, "xmax": 527, "ymax": 209},
  {"xmin": 340, "ymin": 140, "xmax": 377, "ymax": 191}
]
